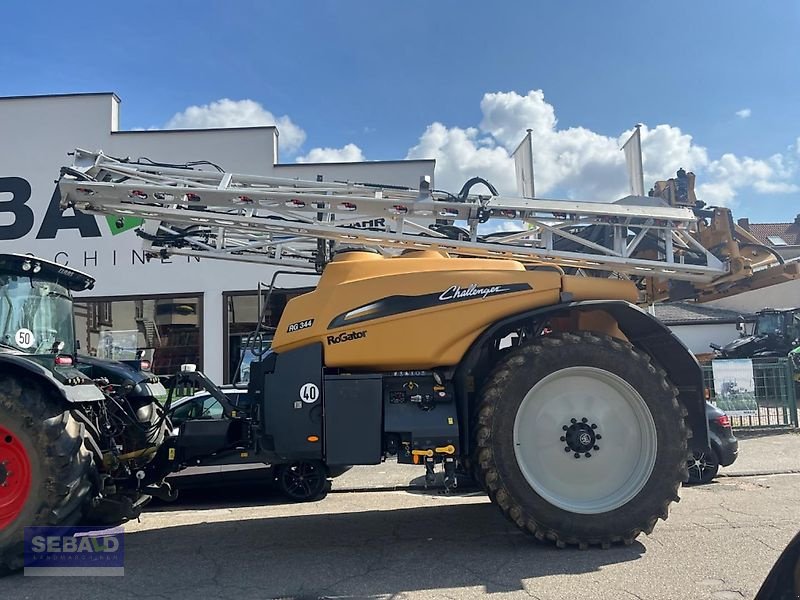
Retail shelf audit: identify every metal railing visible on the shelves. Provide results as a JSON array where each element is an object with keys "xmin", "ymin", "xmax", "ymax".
[{"xmin": 702, "ymin": 358, "xmax": 798, "ymax": 429}]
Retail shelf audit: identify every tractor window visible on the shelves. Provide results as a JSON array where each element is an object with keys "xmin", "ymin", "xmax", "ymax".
[
  {"xmin": 0, "ymin": 275, "xmax": 75, "ymax": 354},
  {"xmin": 755, "ymin": 313, "xmax": 785, "ymax": 336},
  {"xmin": 789, "ymin": 313, "xmax": 800, "ymax": 342}
]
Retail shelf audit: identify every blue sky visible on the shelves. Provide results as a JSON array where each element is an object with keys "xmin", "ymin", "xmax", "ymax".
[{"xmin": 3, "ymin": 0, "xmax": 799, "ymax": 221}]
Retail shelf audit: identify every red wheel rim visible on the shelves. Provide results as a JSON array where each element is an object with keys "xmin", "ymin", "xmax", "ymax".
[{"xmin": 0, "ymin": 425, "xmax": 32, "ymax": 530}]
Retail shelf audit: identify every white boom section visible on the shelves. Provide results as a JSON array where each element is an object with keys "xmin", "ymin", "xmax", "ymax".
[{"xmin": 59, "ymin": 149, "xmax": 726, "ymax": 281}]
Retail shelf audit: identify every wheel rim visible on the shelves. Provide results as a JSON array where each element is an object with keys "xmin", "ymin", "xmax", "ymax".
[
  {"xmin": 0, "ymin": 425, "xmax": 33, "ymax": 529},
  {"xmin": 513, "ymin": 366, "xmax": 658, "ymax": 514},
  {"xmin": 688, "ymin": 451, "xmax": 716, "ymax": 481},
  {"xmin": 280, "ymin": 462, "xmax": 324, "ymax": 500}
]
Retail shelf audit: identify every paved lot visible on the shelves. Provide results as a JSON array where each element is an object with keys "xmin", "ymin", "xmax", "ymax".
[
  {"xmin": 2, "ymin": 432, "xmax": 799, "ymax": 600},
  {"xmin": 722, "ymin": 430, "xmax": 800, "ymax": 476},
  {"xmin": 331, "ymin": 431, "xmax": 800, "ymax": 491}
]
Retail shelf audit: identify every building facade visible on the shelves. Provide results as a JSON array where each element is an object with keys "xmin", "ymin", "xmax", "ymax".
[
  {"xmin": 650, "ymin": 302, "xmax": 753, "ymax": 356},
  {"xmin": 0, "ymin": 93, "xmax": 435, "ymax": 382},
  {"xmin": 738, "ymin": 215, "xmax": 800, "ymax": 262}
]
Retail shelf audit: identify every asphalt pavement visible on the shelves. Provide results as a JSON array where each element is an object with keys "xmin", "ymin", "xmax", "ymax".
[{"xmin": 2, "ymin": 431, "xmax": 799, "ymax": 600}]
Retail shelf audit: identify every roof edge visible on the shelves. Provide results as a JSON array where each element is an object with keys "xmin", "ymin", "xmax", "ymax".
[
  {"xmin": 112, "ymin": 125, "xmax": 278, "ymax": 135},
  {"xmin": 277, "ymin": 158, "xmax": 435, "ymax": 167},
  {"xmin": 0, "ymin": 92, "xmax": 121, "ymax": 103}
]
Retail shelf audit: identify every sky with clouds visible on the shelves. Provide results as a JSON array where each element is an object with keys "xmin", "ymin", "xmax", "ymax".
[{"xmin": 2, "ymin": 0, "xmax": 799, "ymax": 222}]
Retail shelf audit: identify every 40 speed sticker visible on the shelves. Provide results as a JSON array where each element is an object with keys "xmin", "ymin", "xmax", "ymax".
[{"xmin": 299, "ymin": 383, "xmax": 320, "ymax": 404}]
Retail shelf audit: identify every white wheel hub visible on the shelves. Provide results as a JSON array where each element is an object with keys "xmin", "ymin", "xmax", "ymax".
[{"xmin": 513, "ymin": 366, "xmax": 658, "ymax": 514}]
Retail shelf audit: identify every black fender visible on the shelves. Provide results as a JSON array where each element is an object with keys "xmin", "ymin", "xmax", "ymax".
[
  {"xmin": 455, "ymin": 300, "xmax": 708, "ymax": 454},
  {"xmin": 0, "ymin": 353, "xmax": 106, "ymax": 403}
]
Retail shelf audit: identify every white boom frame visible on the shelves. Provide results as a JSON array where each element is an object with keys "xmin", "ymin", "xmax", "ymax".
[{"xmin": 59, "ymin": 149, "xmax": 727, "ymax": 282}]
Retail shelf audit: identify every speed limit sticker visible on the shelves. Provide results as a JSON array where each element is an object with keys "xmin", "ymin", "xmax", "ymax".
[
  {"xmin": 299, "ymin": 383, "xmax": 320, "ymax": 404},
  {"xmin": 14, "ymin": 328, "xmax": 35, "ymax": 349}
]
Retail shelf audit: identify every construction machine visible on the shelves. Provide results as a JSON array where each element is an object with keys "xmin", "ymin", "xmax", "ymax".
[
  {"xmin": 0, "ymin": 253, "xmax": 172, "ymax": 572},
  {"xmin": 3, "ymin": 150, "xmax": 800, "ymax": 569}
]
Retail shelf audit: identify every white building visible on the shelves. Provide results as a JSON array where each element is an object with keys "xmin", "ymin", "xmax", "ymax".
[
  {"xmin": 0, "ymin": 93, "xmax": 434, "ymax": 382},
  {"xmin": 650, "ymin": 302, "xmax": 753, "ymax": 356}
]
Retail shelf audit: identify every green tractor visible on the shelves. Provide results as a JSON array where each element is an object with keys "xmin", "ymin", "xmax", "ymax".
[{"xmin": 0, "ymin": 254, "xmax": 170, "ymax": 572}]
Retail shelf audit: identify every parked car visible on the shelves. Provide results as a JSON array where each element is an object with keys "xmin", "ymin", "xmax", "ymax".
[
  {"xmin": 686, "ymin": 402, "xmax": 739, "ymax": 484},
  {"xmin": 166, "ymin": 386, "xmax": 350, "ymax": 501}
]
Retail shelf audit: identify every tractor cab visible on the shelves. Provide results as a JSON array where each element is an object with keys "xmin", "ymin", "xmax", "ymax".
[
  {"xmin": 714, "ymin": 307, "xmax": 800, "ymax": 359},
  {"xmin": 0, "ymin": 253, "xmax": 93, "ymax": 359}
]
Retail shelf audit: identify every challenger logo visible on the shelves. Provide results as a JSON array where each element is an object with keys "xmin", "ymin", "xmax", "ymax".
[
  {"xmin": 438, "ymin": 284, "xmax": 511, "ymax": 301},
  {"xmin": 327, "ymin": 330, "xmax": 367, "ymax": 345},
  {"xmin": 328, "ymin": 282, "xmax": 533, "ymax": 329}
]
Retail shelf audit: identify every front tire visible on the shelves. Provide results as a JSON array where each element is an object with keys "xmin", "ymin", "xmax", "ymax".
[
  {"xmin": 0, "ymin": 372, "xmax": 94, "ymax": 574},
  {"xmin": 474, "ymin": 332, "xmax": 690, "ymax": 548}
]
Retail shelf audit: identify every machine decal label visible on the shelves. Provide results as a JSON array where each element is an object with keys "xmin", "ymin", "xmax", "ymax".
[
  {"xmin": 328, "ymin": 283, "xmax": 533, "ymax": 329},
  {"xmin": 287, "ymin": 318, "xmax": 314, "ymax": 333},
  {"xmin": 14, "ymin": 328, "xmax": 34, "ymax": 349},
  {"xmin": 438, "ymin": 284, "xmax": 512, "ymax": 301},
  {"xmin": 299, "ymin": 383, "xmax": 320, "ymax": 403},
  {"xmin": 326, "ymin": 330, "xmax": 367, "ymax": 345}
]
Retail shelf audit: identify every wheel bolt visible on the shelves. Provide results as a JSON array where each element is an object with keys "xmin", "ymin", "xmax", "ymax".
[
  {"xmin": 590, "ymin": 424, "xmax": 597, "ymax": 429},
  {"xmin": 564, "ymin": 447, "xmax": 571, "ymax": 452},
  {"xmin": 574, "ymin": 453, "xmax": 580, "ymax": 459},
  {"xmin": 560, "ymin": 436, "xmax": 566, "ymax": 442},
  {"xmin": 596, "ymin": 434, "xmax": 602, "ymax": 440},
  {"xmin": 570, "ymin": 418, "xmax": 577, "ymax": 424},
  {"xmin": 562, "ymin": 425, "xmax": 568, "ymax": 431},
  {"xmin": 593, "ymin": 445, "xmax": 599, "ymax": 451},
  {"xmin": 584, "ymin": 452, "xmax": 591, "ymax": 458},
  {"xmin": 581, "ymin": 417, "xmax": 588, "ymax": 423}
]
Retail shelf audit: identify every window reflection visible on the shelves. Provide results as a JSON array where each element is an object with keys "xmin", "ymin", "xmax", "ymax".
[{"xmin": 74, "ymin": 295, "xmax": 201, "ymax": 376}]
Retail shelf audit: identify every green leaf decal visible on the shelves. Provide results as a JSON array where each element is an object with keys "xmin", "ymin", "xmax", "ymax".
[{"xmin": 106, "ymin": 216, "xmax": 144, "ymax": 235}]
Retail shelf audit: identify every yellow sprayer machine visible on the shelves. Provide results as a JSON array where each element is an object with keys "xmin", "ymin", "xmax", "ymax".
[{"xmin": 2, "ymin": 148, "xmax": 798, "ymax": 571}]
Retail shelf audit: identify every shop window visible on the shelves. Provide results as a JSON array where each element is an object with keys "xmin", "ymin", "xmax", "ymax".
[
  {"xmin": 87, "ymin": 301, "xmax": 113, "ymax": 331},
  {"xmin": 74, "ymin": 295, "xmax": 202, "ymax": 376},
  {"xmin": 224, "ymin": 287, "xmax": 312, "ymax": 383}
]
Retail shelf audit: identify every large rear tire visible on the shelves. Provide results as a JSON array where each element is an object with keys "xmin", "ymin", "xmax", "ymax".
[
  {"xmin": 0, "ymin": 372, "xmax": 95, "ymax": 574},
  {"xmin": 474, "ymin": 331, "xmax": 690, "ymax": 548}
]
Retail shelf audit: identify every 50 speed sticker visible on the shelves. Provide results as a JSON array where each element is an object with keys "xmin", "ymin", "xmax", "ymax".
[{"xmin": 15, "ymin": 328, "xmax": 35, "ymax": 349}]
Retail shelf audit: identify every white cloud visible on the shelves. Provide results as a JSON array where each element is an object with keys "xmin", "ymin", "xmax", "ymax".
[
  {"xmin": 405, "ymin": 89, "xmax": 798, "ymax": 208},
  {"xmin": 736, "ymin": 108, "xmax": 752, "ymax": 119},
  {"xmin": 407, "ymin": 123, "xmax": 516, "ymax": 194},
  {"xmin": 295, "ymin": 143, "xmax": 365, "ymax": 163},
  {"xmin": 165, "ymin": 99, "xmax": 306, "ymax": 153},
  {"xmin": 695, "ymin": 181, "xmax": 736, "ymax": 205},
  {"xmin": 752, "ymin": 181, "xmax": 800, "ymax": 194},
  {"xmin": 162, "ymin": 92, "xmax": 797, "ymax": 210},
  {"xmin": 408, "ymin": 90, "xmax": 709, "ymax": 201}
]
